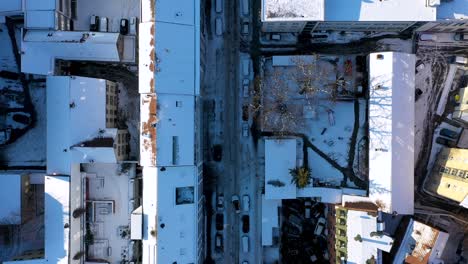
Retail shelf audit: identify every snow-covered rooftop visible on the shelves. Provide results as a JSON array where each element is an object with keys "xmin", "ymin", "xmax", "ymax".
[
  {"xmin": 265, "ymin": 139, "xmax": 297, "ymax": 200},
  {"xmin": 393, "ymin": 219, "xmax": 449, "ymax": 264},
  {"xmin": 156, "ymin": 94, "xmax": 195, "ymax": 166},
  {"xmin": 345, "ymin": 210, "xmax": 393, "ymax": 264},
  {"xmin": 0, "ymin": 174, "xmax": 21, "ymax": 225},
  {"xmin": 0, "ymin": 0, "xmax": 22, "ymax": 14},
  {"xmin": 262, "ymin": 0, "xmax": 324, "ymax": 21},
  {"xmin": 324, "ymin": 0, "xmax": 436, "ymax": 21},
  {"xmin": 21, "ymin": 30, "xmax": 121, "ymax": 75},
  {"xmin": 261, "ymin": 196, "xmax": 280, "ymax": 246},
  {"xmin": 437, "ymin": 0, "xmax": 468, "ymax": 19},
  {"xmin": 44, "ymin": 175, "xmax": 70, "ymax": 264},
  {"xmin": 368, "ymin": 52, "xmax": 415, "ymax": 215},
  {"xmin": 142, "ymin": 166, "xmax": 198, "ymax": 264},
  {"xmin": 46, "ymin": 76, "xmax": 119, "ymax": 174}
]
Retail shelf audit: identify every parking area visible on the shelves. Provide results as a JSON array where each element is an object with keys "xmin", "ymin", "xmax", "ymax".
[
  {"xmin": 74, "ymin": 0, "xmax": 140, "ymax": 32},
  {"xmin": 281, "ymin": 199, "xmax": 329, "ymax": 263}
]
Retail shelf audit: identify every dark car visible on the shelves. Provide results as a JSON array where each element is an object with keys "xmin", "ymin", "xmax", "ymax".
[
  {"xmin": 212, "ymin": 144, "xmax": 222, "ymax": 162},
  {"xmin": 242, "ymin": 215, "xmax": 250, "ymax": 233},
  {"xmin": 216, "ymin": 213, "xmax": 224, "ymax": 231},
  {"xmin": 436, "ymin": 137, "xmax": 456, "ymax": 147},
  {"xmin": 440, "ymin": 128, "xmax": 458, "ymax": 139},
  {"xmin": 120, "ymin": 18, "xmax": 129, "ymax": 35},
  {"xmin": 11, "ymin": 113, "xmax": 30, "ymax": 125},
  {"xmin": 90, "ymin": 15, "xmax": 99, "ymax": 31}
]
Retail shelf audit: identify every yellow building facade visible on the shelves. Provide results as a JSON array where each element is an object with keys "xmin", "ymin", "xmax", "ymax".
[{"xmin": 427, "ymin": 147, "xmax": 468, "ymax": 207}]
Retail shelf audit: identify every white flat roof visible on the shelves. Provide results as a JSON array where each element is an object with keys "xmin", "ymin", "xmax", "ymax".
[
  {"xmin": 437, "ymin": 0, "xmax": 468, "ymax": 19},
  {"xmin": 297, "ymin": 187, "xmax": 342, "ymax": 204},
  {"xmin": 22, "ymin": 30, "xmax": 121, "ymax": 75},
  {"xmin": 25, "ymin": 0, "xmax": 55, "ymax": 10},
  {"xmin": 25, "ymin": 11, "xmax": 55, "ymax": 29},
  {"xmin": 265, "ymin": 139, "xmax": 297, "ymax": 200},
  {"xmin": 262, "ymin": 0, "xmax": 324, "ymax": 21},
  {"xmin": 156, "ymin": 0, "xmax": 196, "ymax": 25},
  {"xmin": 368, "ymin": 52, "xmax": 415, "ymax": 215},
  {"xmin": 346, "ymin": 210, "xmax": 393, "ymax": 264},
  {"xmin": 261, "ymin": 196, "xmax": 280, "ymax": 246},
  {"xmin": 142, "ymin": 166, "xmax": 198, "ymax": 264},
  {"xmin": 47, "ymin": 76, "xmax": 117, "ymax": 174},
  {"xmin": 0, "ymin": 0, "xmax": 22, "ymax": 13},
  {"xmin": 0, "ymin": 174, "xmax": 21, "ymax": 224},
  {"xmin": 156, "ymin": 94, "xmax": 195, "ymax": 166},
  {"xmin": 155, "ymin": 22, "xmax": 196, "ymax": 95},
  {"xmin": 324, "ymin": 0, "xmax": 436, "ymax": 21},
  {"xmin": 44, "ymin": 175, "xmax": 70, "ymax": 264}
]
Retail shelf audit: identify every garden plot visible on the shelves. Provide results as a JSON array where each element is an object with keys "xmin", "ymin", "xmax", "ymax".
[{"xmin": 259, "ymin": 55, "xmax": 367, "ymax": 188}]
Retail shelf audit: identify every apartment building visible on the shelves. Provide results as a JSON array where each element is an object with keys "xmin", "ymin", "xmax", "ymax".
[
  {"xmin": 261, "ymin": 0, "xmax": 437, "ymax": 33},
  {"xmin": 426, "ymin": 147, "xmax": 468, "ymax": 208},
  {"xmin": 0, "ymin": 0, "xmax": 73, "ymax": 30},
  {"xmin": 138, "ymin": 0, "xmax": 205, "ymax": 263}
]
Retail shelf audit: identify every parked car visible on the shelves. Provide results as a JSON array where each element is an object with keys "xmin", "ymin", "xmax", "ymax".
[
  {"xmin": 212, "ymin": 144, "xmax": 222, "ymax": 161},
  {"xmin": 242, "ymin": 215, "xmax": 250, "ymax": 233},
  {"xmin": 216, "ymin": 213, "xmax": 224, "ymax": 231},
  {"xmin": 242, "ymin": 123, "xmax": 249, "ymax": 137},
  {"xmin": 311, "ymin": 33, "xmax": 328, "ymax": 42},
  {"xmin": 304, "ymin": 200, "xmax": 311, "ymax": 219},
  {"xmin": 90, "ymin": 15, "xmax": 99, "ymax": 31},
  {"xmin": 440, "ymin": 128, "xmax": 458, "ymax": 139},
  {"xmin": 416, "ymin": 62, "xmax": 425, "ymax": 73},
  {"xmin": 215, "ymin": 233, "xmax": 223, "ymax": 251},
  {"xmin": 454, "ymin": 56, "xmax": 468, "ymax": 65},
  {"xmin": 242, "ymin": 262, "xmax": 248, "ymax": 264},
  {"xmin": 242, "ymin": 79, "xmax": 249, "ymax": 97},
  {"xmin": 314, "ymin": 217, "xmax": 326, "ymax": 236},
  {"xmin": 120, "ymin": 18, "xmax": 129, "ymax": 35},
  {"xmin": 215, "ymin": 0, "xmax": 223, "ymax": 13},
  {"xmin": 270, "ymin": 34, "xmax": 281, "ymax": 41},
  {"xmin": 232, "ymin": 195, "xmax": 240, "ymax": 213},
  {"xmin": 454, "ymin": 33, "xmax": 468, "ymax": 41},
  {"xmin": 419, "ymin": 34, "xmax": 437, "ymax": 41},
  {"xmin": 242, "ymin": 235, "xmax": 249, "ymax": 253},
  {"xmin": 217, "ymin": 194, "xmax": 225, "ymax": 211},
  {"xmin": 242, "ymin": 195, "xmax": 250, "ymax": 212},
  {"xmin": 0, "ymin": 128, "xmax": 12, "ymax": 145},
  {"xmin": 241, "ymin": 20, "xmax": 249, "ymax": 35},
  {"xmin": 242, "ymin": 0, "xmax": 249, "ymax": 16},
  {"xmin": 215, "ymin": 17, "xmax": 223, "ymax": 36},
  {"xmin": 6, "ymin": 112, "xmax": 31, "ymax": 129},
  {"xmin": 436, "ymin": 136, "xmax": 456, "ymax": 147},
  {"xmin": 242, "ymin": 58, "xmax": 250, "ymax": 76},
  {"xmin": 99, "ymin": 16, "xmax": 108, "ymax": 32},
  {"xmin": 129, "ymin": 17, "xmax": 137, "ymax": 35}
]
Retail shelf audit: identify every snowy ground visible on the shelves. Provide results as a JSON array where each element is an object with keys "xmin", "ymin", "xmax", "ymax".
[
  {"xmin": 0, "ymin": 82, "xmax": 46, "ymax": 166},
  {"xmin": 74, "ymin": 0, "xmax": 140, "ymax": 32},
  {"xmin": 260, "ymin": 55, "xmax": 367, "ymax": 188}
]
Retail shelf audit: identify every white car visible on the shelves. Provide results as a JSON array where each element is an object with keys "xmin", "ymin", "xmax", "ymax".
[
  {"xmin": 304, "ymin": 200, "xmax": 311, "ymax": 219},
  {"xmin": 217, "ymin": 194, "xmax": 224, "ymax": 211},
  {"xmin": 314, "ymin": 217, "xmax": 326, "ymax": 236},
  {"xmin": 242, "ymin": 195, "xmax": 250, "ymax": 212},
  {"xmin": 231, "ymin": 195, "xmax": 240, "ymax": 213},
  {"xmin": 242, "ymin": 79, "xmax": 249, "ymax": 97},
  {"xmin": 129, "ymin": 17, "xmax": 137, "ymax": 35},
  {"xmin": 242, "ymin": 123, "xmax": 249, "ymax": 137},
  {"xmin": 215, "ymin": 17, "xmax": 223, "ymax": 36},
  {"xmin": 99, "ymin": 16, "xmax": 108, "ymax": 32},
  {"xmin": 241, "ymin": 20, "xmax": 249, "ymax": 36},
  {"xmin": 242, "ymin": 235, "xmax": 249, "ymax": 253},
  {"xmin": 419, "ymin": 34, "xmax": 437, "ymax": 41}
]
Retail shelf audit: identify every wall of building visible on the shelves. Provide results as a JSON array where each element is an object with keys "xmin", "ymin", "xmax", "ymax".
[
  {"xmin": 114, "ymin": 129, "xmax": 129, "ymax": 161},
  {"xmin": 105, "ymin": 81, "xmax": 118, "ymax": 128},
  {"xmin": 417, "ymin": 20, "xmax": 468, "ymax": 32},
  {"xmin": 262, "ymin": 20, "xmax": 307, "ymax": 33}
]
